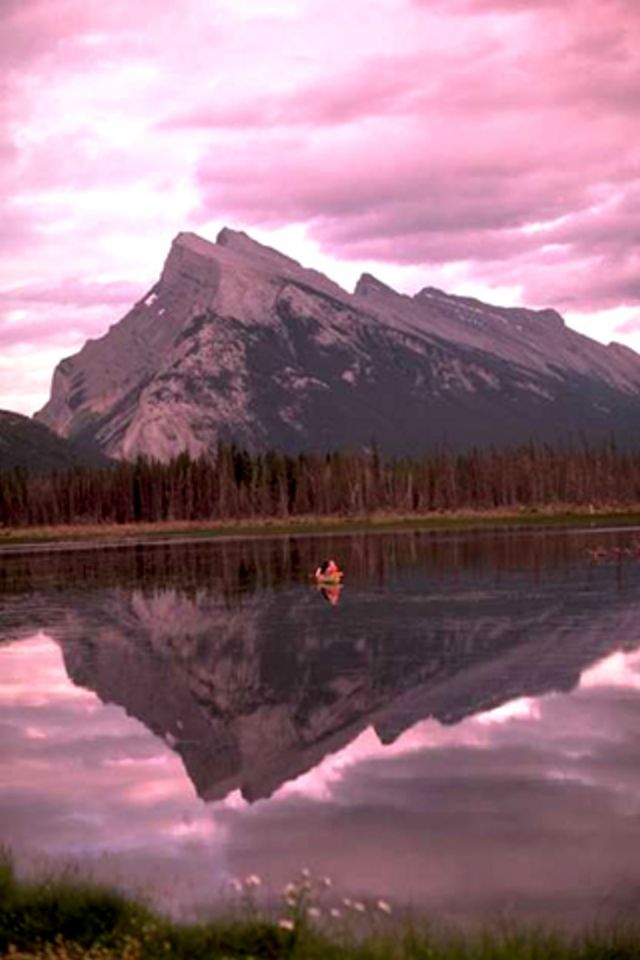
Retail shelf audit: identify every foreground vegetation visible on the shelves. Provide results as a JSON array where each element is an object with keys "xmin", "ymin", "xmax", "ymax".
[
  {"xmin": 1, "ymin": 860, "xmax": 639, "ymax": 960},
  {"xmin": 2, "ymin": 441, "xmax": 640, "ymax": 534}
]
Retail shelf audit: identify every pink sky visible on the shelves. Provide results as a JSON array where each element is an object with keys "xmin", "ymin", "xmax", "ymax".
[{"xmin": 1, "ymin": 0, "xmax": 638, "ymax": 415}]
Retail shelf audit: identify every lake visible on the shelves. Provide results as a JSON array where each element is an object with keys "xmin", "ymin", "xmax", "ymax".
[{"xmin": 1, "ymin": 526, "xmax": 640, "ymax": 929}]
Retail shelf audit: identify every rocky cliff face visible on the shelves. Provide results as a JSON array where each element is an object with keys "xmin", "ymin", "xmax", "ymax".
[{"xmin": 35, "ymin": 229, "xmax": 640, "ymax": 460}]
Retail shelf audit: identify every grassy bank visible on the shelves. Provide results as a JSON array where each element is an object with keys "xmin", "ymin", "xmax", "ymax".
[
  {"xmin": 2, "ymin": 505, "xmax": 640, "ymax": 549},
  {"xmin": 0, "ymin": 860, "xmax": 639, "ymax": 959}
]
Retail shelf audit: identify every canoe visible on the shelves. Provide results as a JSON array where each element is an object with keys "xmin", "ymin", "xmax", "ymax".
[{"xmin": 314, "ymin": 572, "xmax": 344, "ymax": 585}]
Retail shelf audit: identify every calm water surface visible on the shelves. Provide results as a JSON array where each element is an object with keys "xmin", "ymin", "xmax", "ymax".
[{"xmin": 1, "ymin": 527, "xmax": 640, "ymax": 928}]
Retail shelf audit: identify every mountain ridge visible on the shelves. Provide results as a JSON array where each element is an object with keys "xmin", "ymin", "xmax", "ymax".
[
  {"xmin": 34, "ymin": 228, "xmax": 640, "ymax": 461},
  {"xmin": 0, "ymin": 409, "xmax": 110, "ymax": 471}
]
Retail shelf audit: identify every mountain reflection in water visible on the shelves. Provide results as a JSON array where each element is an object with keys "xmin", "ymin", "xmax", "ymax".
[{"xmin": 2, "ymin": 528, "xmax": 640, "ymax": 925}]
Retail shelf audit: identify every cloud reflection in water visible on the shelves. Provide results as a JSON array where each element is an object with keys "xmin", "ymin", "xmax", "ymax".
[
  {"xmin": 2, "ymin": 528, "xmax": 640, "ymax": 923},
  {"xmin": 1, "ymin": 633, "xmax": 640, "ymax": 925}
]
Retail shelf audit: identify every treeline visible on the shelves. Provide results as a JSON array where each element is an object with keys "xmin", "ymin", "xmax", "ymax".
[{"xmin": 1, "ymin": 442, "xmax": 640, "ymax": 528}]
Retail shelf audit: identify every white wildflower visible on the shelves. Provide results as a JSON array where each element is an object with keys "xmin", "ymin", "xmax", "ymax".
[
  {"xmin": 300, "ymin": 867, "xmax": 311, "ymax": 879},
  {"xmin": 308, "ymin": 907, "xmax": 321, "ymax": 920},
  {"xmin": 342, "ymin": 897, "xmax": 353, "ymax": 908},
  {"xmin": 330, "ymin": 908, "xmax": 341, "ymax": 919},
  {"xmin": 229, "ymin": 878, "xmax": 243, "ymax": 894},
  {"xmin": 354, "ymin": 901, "xmax": 366, "ymax": 913},
  {"xmin": 376, "ymin": 899, "xmax": 392, "ymax": 915},
  {"xmin": 244, "ymin": 874, "xmax": 261, "ymax": 888},
  {"xmin": 321, "ymin": 876, "xmax": 333, "ymax": 888},
  {"xmin": 279, "ymin": 919, "xmax": 295, "ymax": 932}
]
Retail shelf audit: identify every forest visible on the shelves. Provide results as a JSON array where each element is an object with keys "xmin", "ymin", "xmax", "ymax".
[{"xmin": 1, "ymin": 442, "xmax": 639, "ymax": 528}]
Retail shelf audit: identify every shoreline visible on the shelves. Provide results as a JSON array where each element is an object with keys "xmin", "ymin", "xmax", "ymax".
[{"xmin": 2, "ymin": 505, "xmax": 640, "ymax": 551}]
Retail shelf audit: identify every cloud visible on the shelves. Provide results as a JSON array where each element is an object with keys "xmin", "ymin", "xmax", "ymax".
[
  {"xmin": 196, "ymin": 117, "xmax": 633, "ymax": 312},
  {"xmin": 0, "ymin": 278, "xmax": 146, "ymax": 367},
  {"xmin": 0, "ymin": 278, "xmax": 144, "ymax": 309},
  {"xmin": 160, "ymin": 53, "xmax": 432, "ymax": 132},
  {"xmin": 190, "ymin": 1, "xmax": 639, "ymax": 316},
  {"xmin": 421, "ymin": 0, "xmax": 561, "ymax": 9},
  {"xmin": 614, "ymin": 314, "xmax": 640, "ymax": 336},
  {"xmin": 0, "ymin": 278, "xmax": 145, "ymax": 411},
  {"xmin": 0, "ymin": 0, "xmax": 639, "ymax": 413}
]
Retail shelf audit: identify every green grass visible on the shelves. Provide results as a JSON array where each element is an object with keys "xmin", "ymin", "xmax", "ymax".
[
  {"xmin": 1, "ymin": 857, "xmax": 639, "ymax": 959},
  {"xmin": 2, "ymin": 505, "xmax": 640, "ymax": 549}
]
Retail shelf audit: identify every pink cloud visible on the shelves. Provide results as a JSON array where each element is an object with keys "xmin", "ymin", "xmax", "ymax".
[
  {"xmin": 0, "ymin": 0, "xmax": 639, "ymax": 412},
  {"xmin": 0, "ymin": 278, "xmax": 144, "ymax": 308},
  {"xmin": 423, "ymin": 0, "xmax": 562, "ymax": 9},
  {"xmin": 615, "ymin": 315, "xmax": 640, "ymax": 336},
  {"xmin": 0, "ymin": 203, "xmax": 40, "ymax": 256},
  {"xmin": 190, "ymin": 0, "xmax": 639, "ymax": 314},
  {"xmin": 161, "ymin": 53, "xmax": 432, "ymax": 132},
  {"xmin": 0, "ymin": 279, "xmax": 146, "ymax": 355}
]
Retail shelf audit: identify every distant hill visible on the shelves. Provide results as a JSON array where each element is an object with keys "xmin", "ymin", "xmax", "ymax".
[
  {"xmin": 0, "ymin": 409, "xmax": 110, "ymax": 471},
  {"xmin": 35, "ymin": 228, "xmax": 640, "ymax": 460}
]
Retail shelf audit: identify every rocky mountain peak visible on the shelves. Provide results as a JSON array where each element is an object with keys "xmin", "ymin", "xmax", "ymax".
[
  {"xmin": 166, "ymin": 227, "xmax": 348, "ymax": 304},
  {"xmin": 216, "ymin": 226, "xmax": 302, "ymax": 270},
  {"xmin": 34, "ymin": 228, "xmax": 640, "ymax": 461},
  {"xmin": 608, "ymin": 341, "xmax": 637, "ymax": 358},
  {"xmin": 165, "ymin": 228, "xmax": 306, "ymax": 285},
  {"xmin": 354, "ymin": 272, "xmax": 400, "ymax": 300},
  {"xmin": 414, "ymin": 285, "xmax": 448, "ymax": 301},
  {"xmin": 173, "ymin": 230, "xmax": 218, "ymax": 257},
  {"xmin": 536, "ymin": 307, "xmax": 565, "ymax": 329}
]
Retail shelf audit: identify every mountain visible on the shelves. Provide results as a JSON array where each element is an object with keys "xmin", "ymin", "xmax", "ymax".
[
  {"xmin": 35, "ymin": 229, "xmax": 640, "ymax": 461},
  {"xmin": 0, "ymin": 409, "xmax": 109, "ymax": 471}
]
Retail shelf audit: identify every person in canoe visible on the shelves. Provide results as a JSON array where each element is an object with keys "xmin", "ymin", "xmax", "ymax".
[{"xmin": 314, "ymin": 558, "xmax": 343, "ymax": 583}]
